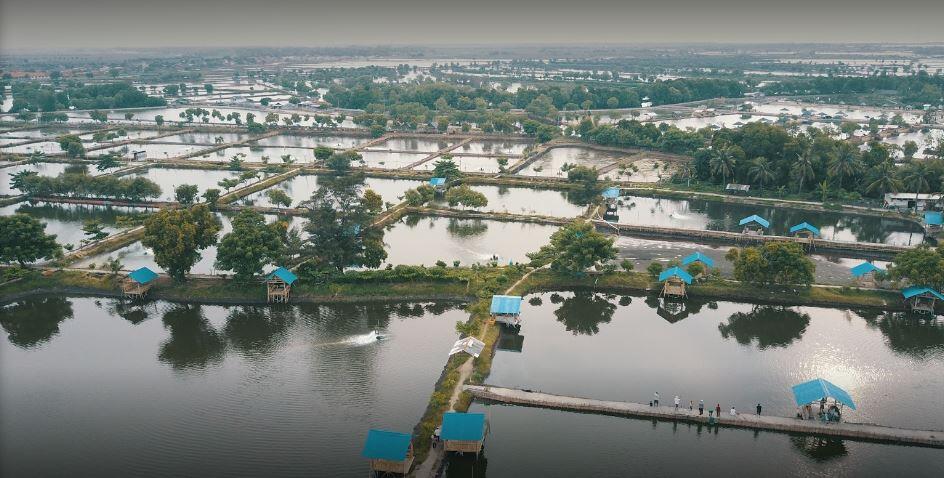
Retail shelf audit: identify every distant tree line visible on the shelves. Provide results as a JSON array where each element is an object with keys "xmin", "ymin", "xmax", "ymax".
[
  {"xmin": 11, "ymin": 81, "xmax": 166, "ymax": 112},
  {"xmin": 761, "ymin": 72, "xmax": 944, "ymax": 106},
  {"xmin": 12, "ymin": 171, "xmax": 162, "ymax": 202}
]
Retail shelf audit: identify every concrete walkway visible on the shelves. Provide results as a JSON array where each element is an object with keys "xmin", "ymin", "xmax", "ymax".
[{"xmin": 465, "ymin": 385, "xmax": 944, "ymax": 448}]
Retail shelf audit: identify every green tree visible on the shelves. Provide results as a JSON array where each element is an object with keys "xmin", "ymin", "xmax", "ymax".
[
  {"xmin": 89, "ymin": 110, "xmax": 108, "ymax": 123},
  {"xmin": 313, "ymin": 145, "xmax": 334, "ymax": 161},
  {"xmin": 445, "ymin": 185, "xmax": 488, "ymax": 209},
  {"xmin": 174, "ymin": 184, "xmax": 199, "ymax": 205},
  {"xmin": 155, "ymin": 115, "xmax": 164, "ymax": 126},
  {"xmin": 432, "ymin": 157, "xmax": 461, "ymax": 181},
  {"xmin": 265, "ymin": 188, "xmax": 293, "ymax": 209},
  {"xmin": 791, "ymin": 150, "xmax": 816, "ymax": 193},
  {"xmin": 646, "ymin": 262, "xmax": 664, "ymax": 279},
  {"xmin": 729, "ymin": 242, "xmax": 815, "ymax": 286},
  {"xmin": 903, "ymin": 140, "xmax": 919, "ymax": 159},
  {"xmin": 747, "ymin": 157, "xmax": 776, "ymax": 187},
  {"xmin": 82, "ymin": 220, "xmax": 109, "ymax": 243},
  {"xmin": 827, "ymin": 143, "xmax": 862, "ymax": 189},
  {"xmin": 124, "ymin": 112, "xmax": 134, "ymax": 121},
  {"xmin": 888, "ymin": 246, "xmax": 944, "ymax": 290},
  {"xmin": 57, "ymin": 134, "xmax": 86, "ymax": 158},
  {"xmin": 202, "ymin": 188, "xmax": 221, "ymax": 206},
  {"xmin": 709, "ymin": 147, "xmax": 738, "ymax": 184},
  {"xmin": 527, "ymin": 221, "xmax": 616, "ymax": 276},
  {"xmin": 326, "ymin": 150, "xmax": 362, "ymax": 174},
  {"xmin": 404, "ymin": 185, "xmax": 436, "ymax": 206},
  {"xmin": 141, "ymin": 205, "xmax": 221, "ymax": 281},
  {"xmin": 95, "ymin": 153, "xmax": 121, "ymax": 172},
  {"xmin": 204, "ymin": 83, "xmax": 214, "ymax": 94},
  {"xmin": 0, "ymin": 215, "xmax": 61, "ymax": 265},
  {"xmin": 302, "ymin": 178, "xmax": 386, "ymax": 271},
  {"xmin": 215, "ymin": 210, "xmax": 287, "ymax": 281}
]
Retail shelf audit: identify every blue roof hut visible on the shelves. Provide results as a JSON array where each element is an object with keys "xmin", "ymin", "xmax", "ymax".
[
  {"xmin": 792, "ymin": 378, "xmax": 856, "ymax": 422},
  {"xmin": 789, "ymin": 222, "xmax": 820, "ymax": 245},
  {"xmin": 266, "ymin": 267, "xmax": 298, "ymax": 303},
  {"xmin": 659, "ymin": 266, "xmax": 693, "ymax": 298},
  {"xmin": 850, "ymin": 261, "xmax": 883, "ymax": 287},
  {"xmin": 902, "ymin": 286, "xmax": 944, "ymax": 314},
  {"xmin": 925, "ymin": 211, "xmax": 942, "ymax": 233},
  {"xmin": 122, "ymin": 267, "xmax": 159, "ymax": 298},
  {"xmin": 429, "ymin": 177, "xmax": 447, "ymax": 194},
  {"xmin": 681, "ymin": 252, "xmax": 714, "ymax": 277},
  {"xmin": 441, "ymin": 412, "xmax": 488, "ymax": 454},
  {"xmin": 490, "ymin": 295, "xmax": 523, "ymax": 327},
  {"xmin": 739, "ymin": 215, "xmax": 770, "ymax": 236},
  {"xmin": 362, "ymin": 429, "xmax": 414, "ymax": 475}
]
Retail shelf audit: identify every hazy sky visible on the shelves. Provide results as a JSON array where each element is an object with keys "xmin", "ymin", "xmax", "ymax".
[{"xmin": 2, "ymin": 0, "xmax": 944, "ymax": 51}]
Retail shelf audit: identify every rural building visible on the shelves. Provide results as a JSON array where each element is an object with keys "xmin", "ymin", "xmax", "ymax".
[
  {"xmin": 725, "ymin": 184, "xmax": 750, "ymax": 195},
  {"xmin": 266, "ymin": 267, "xmax": 298, "ymax": 303},
  {"xmin": 681, "ymin": 252, "xmax": 714, "ymax": 277},
  {"xmin": 448, "ymin": 336, "xmax": 486, "ymax": 358},
  {"xmin": 361, "ymin": 429, "xmax": 414, "ymax": 475},
  {"xmin": 883, "ymin": 193, "xmax": 942, "ymax": 211},
  {"xmin": 739, "ymin": 215, "xmax": 770, "ymax": 235},
  {"xmin": 659, "ymin": 266, "xmax": 693, "ymax": 298},
  {"xmin": 789, "ymin": 222, "xmax": 820, "ymax": 244},
  {"xmin": 122, "ymin": 267, "xmax": 159, "ymax": 298},
  {"xmin": 429, "ymin": 177, "xmax": 447, "ymax": 194},
  {"xmin": 925, "ymin": 211, "xmax": 942, "ymax": 233},
  {"xmin": 132, "ymin": 150, "xmax": 147, "ymax": 161},
  {"xmin": 902, "ymin": 286, "xmax": 944, "ymax": 314},
  {"xmin": 440, "ymin": 412, "xmax": 488, "ymax": 454},
  {"xmin": 850, "ymin": 262, "xmax": 884, "ymax": 287},
  {"xmin": 490, "ymin": 295, "xmax": 523, "ymax": 327}
]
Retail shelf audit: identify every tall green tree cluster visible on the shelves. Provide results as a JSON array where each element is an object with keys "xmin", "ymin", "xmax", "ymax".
[
  {"xmin": 141, "ymin": 205, "xmax": 221, "ymax": 281},
  {"xmin": 726, "ymin": 242, "xmax": 815, "ymax": 286},
  {"xmin": 0, "ymin": 215, "xmax": 61, "ymax": 265},
  {"xmin": 528, "ymin": 221, "xmax": 617, "ymax": 276},
  {"xmin": 215, "ymin": 210, "xmax": 288, "ymax": 282},
  {"xmin": 13, "ymin": 172, "xmax": 161, "ymax": 202},
  {"xmin": 302, "ymin": 177, "xmax": 387, "ymax": 271}
]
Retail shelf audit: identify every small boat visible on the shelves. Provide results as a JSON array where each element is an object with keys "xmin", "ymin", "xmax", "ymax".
[{"xmin": 374, "ymin": 331, "xmax": 387, "ymax": 341}]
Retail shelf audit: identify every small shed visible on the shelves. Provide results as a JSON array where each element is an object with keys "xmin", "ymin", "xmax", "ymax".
[
  {"xmin": 448, "ymin": 336, "xmax": 486, "ymax": 358},
  {"xmin": 925, "ymin": 211, "xmax": 943, "ymax": 233},
  {"xmin": 362, "ymin": 429, "xmax": 414, "ymax": 475},
  {"xmin": 725, "ymin": 183, "xmax": 750, "ymax": 195},
  {"xmin": 266, "ymin": 267, "xmax": 298, "ymax": 303},
  {"xmin": 440, "ymin": 412, "xmax": 488, "ymax": 454},
  {"xmin": 789, "ymin": 222, "xmax": 820, "ymax": 244},
  {"xmin": 902, "ymin": 286, "xmax": 944, "ymax": 314},
  {"xmin": 429, "ymin": 177, "xmax": 447, "ymax": 194},
  {"xmin": 792, "ymin": 378, "xmax": 856, "ymax": 422},
  {"xmin": 132, "ymin": 150, "xmax": 147, "ymax": 161},
  {"xmin": 738, "ymin": 214, "xmax": 770, "ymax": 236},
  {"xmin": 601, "ymin": 187, "xmax": 620, "ymax": 212},
  {"xmin": 681, "ymin": 252, "xmax": 714, "ymax": 277},
  {"xmin": 659, "ymin": 266, "xmax": 693, "ymax": 298},
  {"xmin": 122, "ymin": 267, "xmax": 158, "ymax": 299},
  {"xmin": 490, "ymin": 295, "xmax": 523, "ymax": 327},
  {"xmin": 850, "ymin": 262, "xmax": 883, "ymax": 287}
]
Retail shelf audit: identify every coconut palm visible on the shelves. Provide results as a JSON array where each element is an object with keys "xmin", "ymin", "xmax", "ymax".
[
  {"xmin": 817, "ymin": 180, "xmax": 831, "ymax": 203},
  {"xmin": 676, "ymin": 162, "xmax": 695, "ymax": 187},
  {"xmin": 827, "ymin": 143, "xmax": 862, "ymax": 190},
  {"xmin": 900, "ymin": 162, "xmax": 931, "ymax": 212},
  {"xmin": 710, "ymin": 148, "xmax": 737, "ymax": 185},
  {"xmin": 791, "ymin": 150, "xmax": 816, "ymax": 193},
  {"xmin": 865, "ymin": 160, "xmax": 902, "ymax": 196},
  {"xmin": 747, "ymin": 157, "xmax": 776, "ymax": 187}
]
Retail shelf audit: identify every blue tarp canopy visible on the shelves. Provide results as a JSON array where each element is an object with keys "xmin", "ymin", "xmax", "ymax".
[
  {"xmin": 850, "ymin": 262, "xmax": 883, "ymax": 278},
  {"xmin": 925, "ymin": 211, "xmax": 943, "ymax": 226},
  {"xmin": 791, "ymin": 378, "xmax": 857, "ymax": 410},
  {"xmin": 362, "ymin": 429, "xmax": 412, "ymax": 461},
  {"xmin": 681, "ymin": 252, "xmax": 715, "ymax": 268},
  {"xmin": 789, "ymin": 222, "xmax": 820, "ymax": 237},
  {"xmin": 902, "ymin": 286, "xmax": 944, "ymax": 300},
  {"xmin": 601, "ymin": 187, "xmax": 620, "ymax": 199},
  {"xmin": 267, "ymin": 267, "xmax": 298, "ymax": 285},
  {"xmin": 441, "ymin": 412, "xmax": 486, "ymax": 441},
  {"xmin": 490, "ymin": 295, "xmax": 522, "ymax": 315},
  {"xmin": 429, "ymin": 177, "xmax": 447, "ymax": 186},
  {"xmin": 738, "ymin": 215, "xmax": 770, "ymax": 228},
  {"xmin": 128, "ymin": 267, "xmax": 158, "ymax": 285},
  {"xmin": 658, "ymin": 266, "xmax": 693, "ymax": 284}
]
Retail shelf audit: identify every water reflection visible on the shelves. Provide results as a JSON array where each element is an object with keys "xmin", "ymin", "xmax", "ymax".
[
  {"xmin": 552, "ymin": 291, "xmax": 616, "ymax": 335},
  {"xmin": 445, "ymin": 450, "xmax": 488, "ymax": 478},
  {"xmin": 222, "ymin": 306, "xmax": 295, "ymax": 356},
  {"xmin": 717, "ymin": 306, "xmax": 811, "ymax": 349},
  {"xmin": 790, "ymin": 435, "xmax": 849, "ymax": 462},
  {"xmin": 446, "ymin": 218, "xmax": 489, "ymax": 238},
  {"xmin": 654, "ymin": 298, "xmax": 709, "ymax": 323},
  {"xmin": 859, "ymin": 311, "xmax": 944, "ymax": 359},
  {"xmin": 107, "ymin": 300, "xmax": 152, "ymax": 324},
  {"xmin": 158, "ymin": 304, "xmax": 226, "ymax": 370},
  {"xmin": 0, "ymin": 297, "xmax": 73, "ymax": 348}
]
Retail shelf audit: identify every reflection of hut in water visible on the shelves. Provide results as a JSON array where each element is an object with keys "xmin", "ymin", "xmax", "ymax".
[
  {"xmin": 122, "ymin": 267, "xmax": 158, "ymax": 299},
  {"xmin": 496, "ymin": 328, "xmax": 524, "ymax": 353},
  {"xmin": 490, "ymin": 295, "xmax": 523, "ymax": 328},
  {"xmin": 789, "ymin": 222, "xmax": 820, "ymax": 246},
  {"xmin": 850, "ymin": 261, "xmax": 883, "ymax": 287},
  {"xmin": 266, "ymin": 267, "xmax": 298, "ymax": 303},
  {"xmin": 441, "ymin": 412, "xmax": 488, "ymax": 454},
  {"xmin": 738, "ymin": 214, "xmax": 769, "ymax": 236},
  {"xmin": 790, "ymin": 435, "xmax": 848, "ymax": 462},
  {"xmin": 362, "ymin": 429, "xmax": 414, "ymax": 475},
  {"xmin": 659, "ymin": 266, "xmax": 692, "ymax": 298},
  {"xmin": 681, "ymin": 251, "xmax": 714, "ymax": 278},
  {"xmin": 902, "ymin": 286, "xmax": 944, "ymax": 314}
]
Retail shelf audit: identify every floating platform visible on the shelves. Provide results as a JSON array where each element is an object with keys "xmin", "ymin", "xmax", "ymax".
[{"xmin": 464, "ymin": 385, "xmax": 944, "ymax": 448}]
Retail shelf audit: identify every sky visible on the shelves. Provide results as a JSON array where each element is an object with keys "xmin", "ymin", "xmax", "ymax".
[{"xmin": 2, "ymin": 0, "xmax": 944, "ymax": 51}]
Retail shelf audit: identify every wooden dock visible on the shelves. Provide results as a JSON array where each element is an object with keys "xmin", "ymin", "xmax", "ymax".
[{"xmin": 464, "ymin": 385, "xmax": 944, "ymax": 448}]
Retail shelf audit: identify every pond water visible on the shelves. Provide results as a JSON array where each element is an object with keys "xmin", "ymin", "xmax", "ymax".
[
  {"xmin": 215, "ymin": 146, "xmax": 316, "ymax": 164},
  {"xmin": 360, "ymin": 151, "xmax": 428, "ymax": 169},
  {"xmin": 415, "ymin": 155, "xmax": 505, "ymax": 174},
  {"xmin": 517, "ymin": 147, "xmax": 627, "ymax": 178},
  {"xmin": 431, "ymin": 185, "xmax": 587, "ymax": 218},
  {"xmin": 128, "ymin": 168, "xmax": 250, "ymax": 202},
  {"xmin": 454, "ymin": 141, "xmax": 530, "ymax": 156},
  {"xmin": 254, "ymin": 135, "xmax": 368, "ymax": 150},
  {"xmin": 0, "ymin": 162, "xmax": 69, "ymax": 195},
  {"xmin": 0, "ymin": 201, "xmax": 143, "ymax": 248},
  {"xmin": 1, "ymin": 141, "xmax": 64, "ymax": 155},
  {"xmin": 446, "ymin": 291, "xmax": 944, "ymax": 476},
  {"xmin": 0, "ymin": 296, "xmax": 467, "ymax": 477},
  {"xmin": 159, "ymin": 132, "xmax": 248, "ymax": 145},
  {"xmin": 610, "ymin": 194, "xmax": 925, "ymax": 245},
  {"xmin": 382, "ymin": 215, "xmax": 557, "ymax": 267},
  {"xmin": 370, "ymin": 138, "xmax": 453, "ymax": 153},
  {"xmin": 243, "ymin": 175, "xmax": 421, "ymax": 208},
  {"xmin": 94, "ymin": 142, "xmax": 207, "ymax": 160}
]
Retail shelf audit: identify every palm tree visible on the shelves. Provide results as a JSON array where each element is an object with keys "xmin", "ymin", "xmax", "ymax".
[
  {"xmin": 827, "ymin": 143, "xmax": 862, "ymax": 190},
  {"xmin": 900, "ymin": 163, "xmax": 931, "ymax": 212},
  {"xmin": 710, "ymin": 148, "xmax": 737, "ymax": 185},
  {"xmin": 817, "ymin": 180, "xmax": 831, "ymax": 203},
  {"xmin": 747, "ymin": 157, "xmax": 776, "ymax": 188},
  {"xmin": 865, "ymin": 160, "xmax": 902, "ymax": 196},
  {"xmin": 791, "ymin": 150, "xmax": 816, "ymax": 193},
  {"xmin": 676, "ymin": 162, "xmax": 694, "ymax": 187}
]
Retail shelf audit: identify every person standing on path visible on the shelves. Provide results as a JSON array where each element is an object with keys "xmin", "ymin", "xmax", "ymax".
[
  {"xmin": 716, "ymin": 403, "xmax": 721, "ymax": 417},
  {"xmin": 674, "ymin": 395, "xmax": 680, "ymax": 411},
  {"xmin": 730, "ymin": 406, "xmax": 737, "ymax": 416},
  {"xmin": 698, "ymin": 400, "xmax": 704, "ymax": 415},
  {"xmin": 654, "ymin": 392, "xmax": 660, "ymax": 407},
  {"xmin": 689, "ymin": 400, "xmax": 694, "ymax": 411},
  {"xmin": 756, "ymin": 403, "xmax": 762, "ymax": 415}
]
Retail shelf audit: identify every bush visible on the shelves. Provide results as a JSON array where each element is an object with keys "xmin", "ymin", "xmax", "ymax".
[{"xmin": 647, "ymin": 262, "xmax": 664, "ymax": 279}]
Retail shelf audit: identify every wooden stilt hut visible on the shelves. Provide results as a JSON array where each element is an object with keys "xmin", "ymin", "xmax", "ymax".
[
  {"xmin": 121, "ymin": 267, "xmax": 158, "ymax": 299},
  {"xmin": 850, "ymin": 261, "xmax": 883, "ymax": 287},
  {"xmin": 902, "ymin": 286, "xmax": 944, "ymax": 314},
  {"xmin": 362, "ymin": 429, "xmax": 414, "ymax": 475},
  {"xmin": 429, "ymin": 177, "xmax": 447, "ymax": 194},
  {"xmin": 266, "ymin": 267, "xmax": 298, "ymax": 303},
  {"xmin": 789, "ymin": 222, "xmax": 820, "ymax": 247},
  {"xmin": 738, "ymin": 214, "xmax": 770, "ymax": 236},
  {"xmin": 601, "ymin": 186, "xmax": 620, "ymax": 218},
  {"xmin": 659, "ymin": 266, "xmax": 693, "ymax": 298},
  {"xmin": 440, "ymin": 412, "xmax": 488, "ymax": 454},
  {"xmin": 490, "ymin": 295, "xmax": 523, "ymax": 328}
]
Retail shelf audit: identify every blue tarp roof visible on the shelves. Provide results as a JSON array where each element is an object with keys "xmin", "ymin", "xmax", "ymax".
[
  {"xmin": 441, "ymin": 412, "xmax": 486, "ymax": 441},
  {"xmin": 490, "ymin": 295, "xmax": 522, "ymax": 315},
  {"xmin": 658, "ymin": 266, "xmax": 693, "ymax": 284},
  {"xmin": 738, "ymin": 215, "xmax": 770, "ymax": 228},
  {"xmin": 925, "ymin": 211, "xmax": 943, "ymax": 226},
  {"xmin": 791, "ymin": 378, "xmax": 857, "ymax": 410},
  {"xmin": 267, "ymin": 267, "xmax": 298, "ymax": 285},
  {"xmin": 601, "ymin": 187, "xmax": 620, "ymax": 199},
  {"xmin": 681, "ymin": 252, "xmax": 715, "ymax": 268},
  {"xmin": 789, "ymin": 222, "xmax": 820, "ymax": 237},
  {"xmin": 902, "ymin": 286, "xmax": 944, "ymax": 300},
  {"xmin": 429, "ymin": 177, "xmax": 447, "ymax": 186},
  {"xmin": 850, "ymin": 262, "xmax": 883, "ymax": 278},
  {"xmin": 362, "ymin": 429, "xmax": 412, "ymax": 461},
  {"xmin": 128, "ymin": 267, "xmax": 158, "ymax": 285}
]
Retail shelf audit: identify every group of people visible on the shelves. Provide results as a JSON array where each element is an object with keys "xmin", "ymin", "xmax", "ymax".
[
  {"xmin": 651, "ymin": 392, "xmax": 762, "ymax": 418},
  {"xmin": 796, "ymin": 397, "xmax": 842, "ymax": 422}
]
